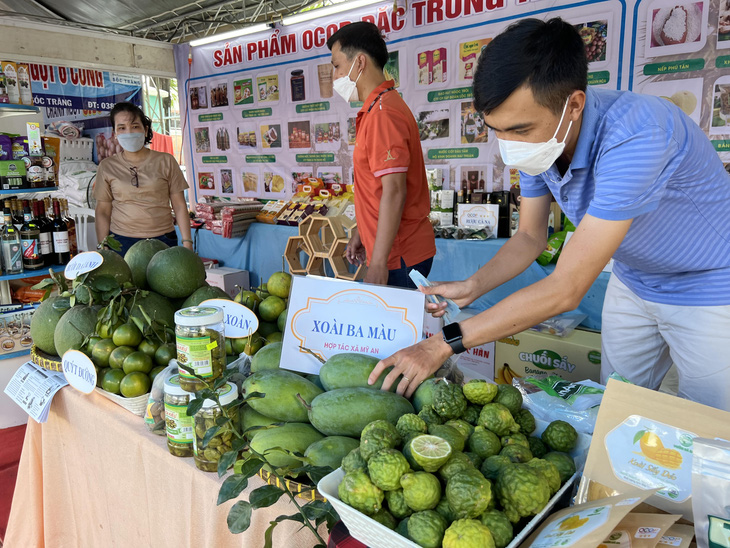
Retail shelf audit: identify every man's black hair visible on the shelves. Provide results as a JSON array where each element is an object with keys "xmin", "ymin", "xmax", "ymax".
[
  {"xmin": 326, "ymin": 22, "xmax": 389, "ymax": 71},
  {"xmin": 110, "ymin": 102, "xmax": 154, "ymax": 144},
  {"xmin": 473, "ymin": 18, "xmax": 588, "ymax": 115}
]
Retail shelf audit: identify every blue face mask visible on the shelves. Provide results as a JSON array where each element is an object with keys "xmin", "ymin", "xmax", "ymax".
[{"xmin": 116, "ymin": 132, "xmax": 146, "ymax": 153}]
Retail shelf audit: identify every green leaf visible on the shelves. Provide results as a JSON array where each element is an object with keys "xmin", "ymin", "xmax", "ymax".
[
  {"xmin": 104, "ymin": 234, "xmax": 122, "ymax": 252},
  {"xmin": 102, "ymin": 288, "xmax": 121, "ymax": 301},
  {"xmin": 231, "ymin": 437, "xmax": 248, "ymax": 453},
  {"xmin": 90, "ymin": 274, "xmax": 119, "ymax": 292},
  {"xmin": 185, "ymin": 398, "xmax": 205, "ymax": 416},
  {"xmin": 217, "ymin": 449, "xmax": 239, "ymax": 477},
  {"xmin": 215, "ymin": 415, "xmax": 230, "ymax": 428},
  {"xmin": 32, "ymin": 278, "xmax": 57, "ymax": 291},
  {"xmin": 227, "ymin": 501, "xmax": 252, "ymax": 534},
  {"xmin": 130, "ymin": 316, "xmax": 145, "ymax": 333},
  {"xmin": 202, "ymin": 425, "xmax": 221, "ymax": 448},
  {"xmin": 51, "ymin": 297, "xmax": 71, "ymax": 311},
  {"xmin": 243, "ymin": 391, "xmax": 265, "ymax": 402},
  {"xmin": 237, "ymin": 456, "xmax": 264, "ymax": 480},
  {"xmin": 262, "ymin": 513, "xmax": 307, "ymax": 548},
  {"xmin": 217, "ymin": 474, "xmax": 249, "ymax": 505},
  {"xmin": 633, "ymin": 430, "xmax": 646, "ymax": 445},
  {"xmin": 69, "ymin": 295, "xmax": 76, "ymax": 308},
  {"xmin": 249, "ymin": 485, "xmax": 284, "ymax": 510},
  {"xmin": 302, "ymin": 500, "xmax": 331, "ymax": 521}
]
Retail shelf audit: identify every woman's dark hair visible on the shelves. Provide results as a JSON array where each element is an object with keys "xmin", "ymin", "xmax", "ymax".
[
  {"xmin": 473, "ymin": 18, "xmax": 588, "ymax": 115},
  {"xmin": 110, "ymin": 102, "xmax": 154, "ymax": 144},
  {"xmin": 326, "ymin": 22, "xmax": 389, "ymax": 71}
]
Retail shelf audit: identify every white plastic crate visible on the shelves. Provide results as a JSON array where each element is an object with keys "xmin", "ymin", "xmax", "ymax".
[{"xmin": 317, "ymin": 419, "xmax": 590, "ymax": 548}]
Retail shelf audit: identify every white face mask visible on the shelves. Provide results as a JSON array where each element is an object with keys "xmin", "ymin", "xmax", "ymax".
[
  {"xmin": 497, "ymin": 97, "xmax": 573, "ymax": 176},
  {"xmin": 116, "ymin": 132, "xmax": 146, "ymax": 153},
  {"xmin": 333, "ymin": 58, "xmax": 362, "ymax": 103}
]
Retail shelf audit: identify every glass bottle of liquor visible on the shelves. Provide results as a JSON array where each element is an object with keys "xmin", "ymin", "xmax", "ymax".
[
  {"xmin": 453, "ymin": 190, "xmax": 465, "ymax": 226},
  {"xmin": 61, "ymin": 199, "xmax": 78, "ymax": 256},
  {"xmin": 35, "ymin": 199, "xmax": 54, "ymax": 266},
  {"xmin": 2, "ymin": 201, "xmax": 23, "ymax": 274},
  {"xmin": 11, "ymin": 199, "xmax": 23, "ymax": 231},
  {"xmin": 20, "ymin": 200, "xmax": 43, "ymax": 270},
  {"xmin": 51, "ymin": 198, "xmax": 70, "ymax": 264}
]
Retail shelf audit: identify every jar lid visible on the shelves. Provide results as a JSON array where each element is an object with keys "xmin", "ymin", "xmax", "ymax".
[
  {"xmin": 164, "ymin": 374, "xmax": 189, "ymax": 396},
  {"xmin": 291, "ymin": 70, "xmax": 304, "ymax": 76},
  {"xmin": 175, "ymin": 306, "xmax": 224, "ymax": 326},
  {"xmin": 194, "ymin": 382, "xmax": 238, "ymax": 408}
]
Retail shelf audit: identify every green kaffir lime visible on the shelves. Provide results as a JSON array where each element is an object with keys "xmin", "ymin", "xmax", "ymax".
[
  {"xmin": 443, "ymin": 519, "xmax": 496, "ymax": 548},
  {"xmin": 541, "ymin": 420, "xmax": 578, "ymax": 453},
  {"xmin": 462, "ymin": 379, "xmax": 499, "ymax": 405}
]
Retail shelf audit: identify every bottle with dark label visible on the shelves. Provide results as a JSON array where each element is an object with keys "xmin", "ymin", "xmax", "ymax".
[
  {"xmin": 61, "ymin": 199, "xmax": 77, "ymax": 256},
  {"xmin": 20, "ymin": 201, "xmax": 43, "ymax": 270},
  {"xmin": 51, "ymin": 198, "xmax": 70, "ymax": 264},
  {"xmin": 11, "ymin": 199, "xmax": 22, "ymax": 230},
  {"xmin": 36, "ymin": 199, "xmax": 53, "ymax": 265},
  {"xmin": 1, "ymin": 201, "xmax": 23, "ymax": 274},
  {"xmin": 454, "ymin": 190, "xmax": 465, "ymax": 226}
]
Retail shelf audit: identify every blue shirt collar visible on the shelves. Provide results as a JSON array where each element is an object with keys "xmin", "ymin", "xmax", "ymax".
[{"xmin": 571, "ymin": 86, "xmax": 600, "ymax": 170}]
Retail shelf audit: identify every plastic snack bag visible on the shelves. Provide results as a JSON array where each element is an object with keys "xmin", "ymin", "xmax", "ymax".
[
  {"xmin": 691, "ymin": 437, "xmax": 730, "ymax": 548},
  {"xmin": 144, "ymin": 359, "xmax": 179, "ymax": 435},
  {"xmin": 598, "ymin": 512, "xmax": 680, "ymax": 547},
  {"xmin": 409, "ymin": 270, "xmax": 461, "ymax": 324},
  {"xmin": 530, "ymin": 312, "xmax": 588, "ymax": 337}
]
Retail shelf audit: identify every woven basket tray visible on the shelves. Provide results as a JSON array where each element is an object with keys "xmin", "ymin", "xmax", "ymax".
[
  {"xmin": 30, "ymin": 345, "xmax": 64, "ymax": 372},
  {"xmin": 95, "ymin": 388, "xmax": 149, "ymax": 416},
  {"xmin": 257, "ymin": 468, "xmax": 327, "ymax": 502}
]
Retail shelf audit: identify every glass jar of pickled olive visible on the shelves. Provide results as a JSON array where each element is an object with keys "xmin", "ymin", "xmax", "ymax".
[
  {"xmin": 174, "ymin": 306, "xmax": 226, "ymax": 392},
  {"xmin": 164, "ymin": 374, "xmax": 194, "ymax": 458},
  {"xmin": 192, "ymin": 382, "xmax": 239, "ymax": 472}
]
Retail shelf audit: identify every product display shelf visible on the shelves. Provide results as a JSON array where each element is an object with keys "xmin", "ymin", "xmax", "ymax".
[
  {"xmin": 0, "ymin": 186, "xmax": 58, "ymax": 195},
  {"xmin": 3, "ymin": 349, "xmax": 31, "ymax": 360},
  {"xmin": 0, "ymin": 104, "xmax": 40, "ymax": 117},
  {"xmin": 0, "ymin": 264, "xmax": 63, "ymax": 282}
]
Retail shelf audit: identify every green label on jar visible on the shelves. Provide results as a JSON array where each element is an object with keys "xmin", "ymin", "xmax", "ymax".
[
  {"xmin": 176, "ymin": 335, "xmax": 214, "ymax": 378},
  {"xmin": 165, "ymin": 403, "xmax": 194, "ymax": 443}
]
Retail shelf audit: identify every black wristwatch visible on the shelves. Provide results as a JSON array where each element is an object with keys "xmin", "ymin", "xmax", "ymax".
[{"xmin": 442, "ymin": 322, "xmax": 467, "ymax": 355}]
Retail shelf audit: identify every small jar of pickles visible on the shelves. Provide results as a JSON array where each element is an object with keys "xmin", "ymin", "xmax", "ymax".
[
  {"xmin": 174, "ymin": 306, "xmax": 226, "ymax": 392},
  {"xmin": 164, "ymin": 374, "xmax": 194, "ymax": 458},
  {"xmin": 192, "ymin": 382, "xmax": 239, "ymax": 472}
]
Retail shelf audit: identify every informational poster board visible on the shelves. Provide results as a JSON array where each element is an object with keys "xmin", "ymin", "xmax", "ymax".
[{"xmin": 174, "ymin": 0, "xmax": 730, "ymax": 203}]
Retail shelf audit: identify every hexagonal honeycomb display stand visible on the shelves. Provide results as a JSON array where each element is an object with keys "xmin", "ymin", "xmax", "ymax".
[{"xmin": 283, "ymin": 215, "xmax": 365, "ymax": 281}]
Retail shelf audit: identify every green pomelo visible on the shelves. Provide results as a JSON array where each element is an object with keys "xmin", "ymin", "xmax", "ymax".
[
  {"xmin": 181, "ymin": 285, "xmax": 231, "ymax": 308},
  {"xmin": 30, "ymin": 297, "xmax": 69, "ymax": 356},
  {"xmin": 249, "ymin": 423, "xmax": 324, "ymax": 468},
  {"xmin": 127, "ymin": 291, "xmax": 177, "ymax": 328},
  {"xmin": 146, "ymin": 246, "xmax": 206, "ymax": 299},
  {"xmin": 123, "ymin": 239, "xmax": 168, "ymax": 289},
  {"xmin": 54, "ymin": 305, "xmax": 100, "ymax": 357},
  {"xmin": 87, "ymin": 249, "xmax": 133, "ymax": 288},
  {"xmin": 250, "ymin": 342, "xmax": 282, "ymax": 372},
  {"xmin": 307, "ymin": 388, "xmax": 415, "ymax": 437},
  {"xmin": 243, "ymin": 369, "xmax": 323, "ymax": 422}
]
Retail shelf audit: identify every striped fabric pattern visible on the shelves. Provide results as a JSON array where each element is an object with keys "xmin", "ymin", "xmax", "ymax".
[{"xmin": 520, "ymin": 87, "xmax": 730, "ymax": 306}]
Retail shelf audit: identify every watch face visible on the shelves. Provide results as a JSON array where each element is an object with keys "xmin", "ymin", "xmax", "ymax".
[{"xmin": 442, "ymin": 321, "xmax": 462, "ymax": 342}]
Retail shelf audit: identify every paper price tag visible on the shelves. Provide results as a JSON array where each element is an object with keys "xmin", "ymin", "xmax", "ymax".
[
  {"xmin": 62, "ymin": 349, "xmax": 97, "ymax": 394},
  {"xmin": 64, "ymin": 251, "xmax": 103, "ymax": 279},
  {"xmin": 202, "ymin": 298, "xmax": 259, "ymax": 338}
]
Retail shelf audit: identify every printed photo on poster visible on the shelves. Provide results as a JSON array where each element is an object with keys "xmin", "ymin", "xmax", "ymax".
[
  {"xmin": 190, "ymin": 85, "xmax": 208, "ymax": 110},
  {"xmin": 263, "ymin": 170, "xmax": 286, "ymax": 194},
  {"xmin": 710, "ymin": 76, "xmax": 730, "ymax": 134},
  {"xmin": 242, "ymin": 170, "xmax": 259, "ymax": 194},
  {"xmin": 288, "ymin": 121, "xmax": 311, "ymax": 149},
  {"xmin": 210, "ymin": 82, "xmax": 229, "ymax": 108},
  {"xmin": 288, "ymin": 68, "xmax": 308, "ymax": 102},
  {"xmin": 194, "ymin": 127, "xmax": 211, "ymax": 153},
  {"xmin": 458, "ymin": 166, "xmax": 491, "ymax": 193},
  {"xmin": 417, "ymin": 48, "xmax": 448, "ymax": 86},
  {"xmin": 641, "ymin": 77, "xmax": 703, "ymax": 125},
  {"xmin": 214, "ymin": 126, "xmax": 231, "ymax": 152},
  {"xmin": 574, "ymin": 20, "xmax": 608, "ymax": 63},
  {"xmin": 645, "ymin": 0, "xmax": 708, "ymax": 56},
  {"xmin": 417, "ymin": 108, "xmax": 450, "ymax": 141},
  {"xmin": 234, "ymin": 78, "xmax": 254, "ymax": 105},
  {"xmin": 220, "ymin": 168, "xmax": 234, "ymax": 194},
  {"xmin": 346, "ymin": 117, "xmax": 357, "ymax": 147},
  {"xmin": 384, "ymin": 51, "xmax": 400, "ymax": 88},
  {"xmin": 316, "ymin": 63, "xmax": 334, "ymax": 99},
  {"xmin": 317, "ymin": 166, "xmax": 342, "ymax": 186},
  {"xmin": 425, "ymin": 166, "xmax": 449, "ymax": 190},
  {"xmin": 237, "ymin": 123, "xmax": 257, "ymax": 149},
  {"xmin": 260, "ymin": 123, "xmax": 282, "ymax": 148},
  {"xmin": 461, "ymin": 101, "xmax": 487, "ymax": 144},
  {"xmin": 292, "ymin": 170, "xmax": 313, "ymax": 193},
  {"xmin": 458, "ymin": 38, "xmax": 491, "ymax": 81},
  {"xmin": 257, "ymin": 74, "xmax": 280, "ymax": 102},
  {"xmin": 198, "ymin": 172, "xmax": 215, "ymax": 193},
  {"xmin": 718, "ymin": 0, "xmax": 730, "ymax": 48},
  {"xmin": 314, "ymin": 121, "xmax": 341, "ymax": 150}
]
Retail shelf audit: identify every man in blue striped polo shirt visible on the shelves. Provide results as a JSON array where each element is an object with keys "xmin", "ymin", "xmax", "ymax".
[{"xmin": 369, "ymin": 17, "xmax": 730, "ymax": 411}]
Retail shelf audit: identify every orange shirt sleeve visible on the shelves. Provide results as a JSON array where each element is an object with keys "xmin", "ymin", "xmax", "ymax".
[{"xmin": 366, "ymin": 110, "xmax": 411, "ymax": 179}]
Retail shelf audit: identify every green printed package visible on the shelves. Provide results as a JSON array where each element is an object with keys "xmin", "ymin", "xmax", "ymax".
[{"xmin": 537, "ymin": 219, "xmax": 576, "ymax": 266}]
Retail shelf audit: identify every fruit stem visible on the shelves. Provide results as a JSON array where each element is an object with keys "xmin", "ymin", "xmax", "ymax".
[
  {"xmin": 299, "ymin": 346, "xmax": 325, "ymax": 364},
  {"xmin": 295, "ymin": 393, "xmax": 312, "ymax": 411}
]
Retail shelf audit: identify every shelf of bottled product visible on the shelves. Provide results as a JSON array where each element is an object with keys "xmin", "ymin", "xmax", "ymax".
[
  {"xmin": 0, "ymin": 187, "xmax": 58, "ymax": 196},
  {"xmin": 3, "ymin": 349, "xmax": 31, "ymax": 359},
  {"xmin": 0, "ymin": 104, "xmax": 40, "ymax": 117},
  {"xmin": 0, "ymin": 264, "xmax": 64, "ymax": 282}
]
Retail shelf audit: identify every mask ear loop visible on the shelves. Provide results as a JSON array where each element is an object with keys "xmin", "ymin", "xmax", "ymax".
[{"xmin": 552, "ymin": 95, "xmax": 573, "ymax": 143}]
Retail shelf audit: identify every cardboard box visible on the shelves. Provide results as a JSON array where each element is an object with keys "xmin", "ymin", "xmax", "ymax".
[
  {"xmin": 457, "ymin": 203, "xmax": 499, "ymax": 236},
  {"xmin": 495, "ymin": 327, "xmax": 601, "ymax": 384},
  {"xmin": 205, "ymin": 267, "xmax": 250, "ymax": 299}
]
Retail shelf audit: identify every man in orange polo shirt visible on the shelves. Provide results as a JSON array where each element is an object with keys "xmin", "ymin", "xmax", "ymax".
[{"xmin": 327, "ymin": 22, "xmax": 436, "ymax": 288}]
